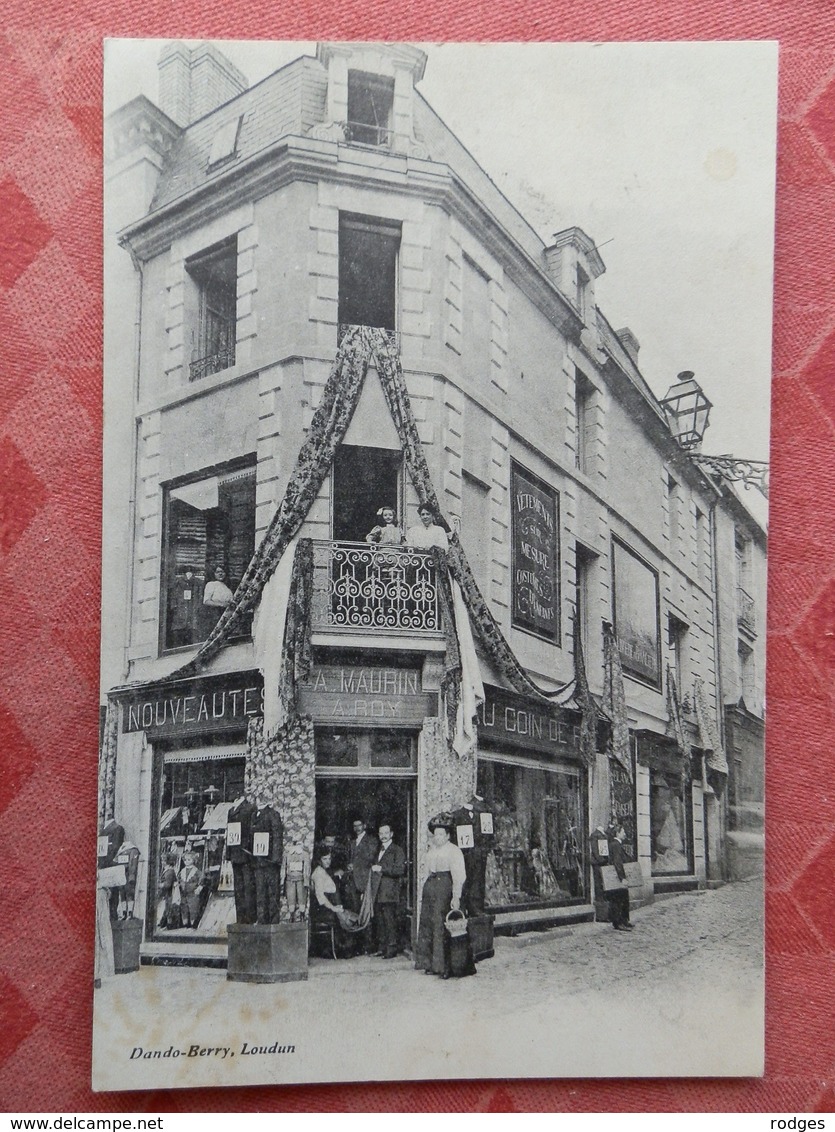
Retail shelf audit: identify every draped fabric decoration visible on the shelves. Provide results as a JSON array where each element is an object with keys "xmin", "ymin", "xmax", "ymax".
[
  {"xmin": 666, "ymin": 665, "xmax": 692, "ymax": 772},
  {"xmin": 573, "ymin": 613, "xmax": 599, "ymax": 768},
  {"xmin": 176, "ymin": 326, "xmax": 451, "ymax": 677},
  {"xmin": 252, "ymin": 535, "xmax": 297, "ymax": 737},
  {"xmin": 174, "ymin": 323, "xmax": 575, "ymax": 718},
  {"xmin": 602, "ymin": 623, "xmax": 632, "ymax": 776},
  {"xmin": 434, "ymin": 560, "xmax": 463, "ymax": 745},
  {"xmin": 693, "ymin": 676, "xmax": 729, "ymax": 795},
  {"xmin": 275, "ymin": 538, "xmax": 314, "ymax": 728},
  {"xmin": 98, "ymin": 699, "xmax": 119, "ymax": 827},
  {"xmin": 451, "ymin": 578, "xmax": 485, "ymax": 758}
]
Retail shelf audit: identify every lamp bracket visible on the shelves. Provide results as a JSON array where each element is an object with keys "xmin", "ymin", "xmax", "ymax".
[{"xmin": 694, "ymin": 454, "xmax": 769, "ymax": 498}]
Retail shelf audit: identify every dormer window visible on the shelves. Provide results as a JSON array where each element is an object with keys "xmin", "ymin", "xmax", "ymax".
[
  {"xmin": 208, "ymin": 115, "xmax": 242, "ymax": 168},
  {"xmin": 346, "ymin": 70, "xmax": 394, "ymax": 147}
]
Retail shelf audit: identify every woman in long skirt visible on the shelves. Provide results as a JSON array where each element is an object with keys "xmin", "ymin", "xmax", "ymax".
[{"xmin": 415, "ymin": 813, "xmax": 466, "ymax": 978}]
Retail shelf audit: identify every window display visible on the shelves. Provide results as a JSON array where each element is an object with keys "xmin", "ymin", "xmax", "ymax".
[
  {"xmin": 650, "ymin": 768, "xmax": 693, "ymax": 875},
  {"xmin": 476, "ymin": 757, "xmax": 587, "ymax": 908},
  {"xmin": 152, "ymin": 753, "xmax": 246, "ymax": 939},
  {"xmin": 162, "ymin": 461, "xmax": 256, "ymax": 650}
]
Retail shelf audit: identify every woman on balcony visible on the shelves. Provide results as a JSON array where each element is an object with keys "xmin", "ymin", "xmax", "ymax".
[
  {"xmin": 365, "ymin": 506, "xmax": 404, "ymax": 546},
  {"xmin": 406, "ymin": 504, "xmax": 449, "ymax": 551}
]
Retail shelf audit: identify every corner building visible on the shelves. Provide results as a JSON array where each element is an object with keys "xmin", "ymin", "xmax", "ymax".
[{"xmin": 102, "ymin": 41, "xmax": 759, "ymax": 967}]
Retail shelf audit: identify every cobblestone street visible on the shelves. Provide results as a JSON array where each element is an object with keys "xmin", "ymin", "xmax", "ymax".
[{"xmin": 93, "ymin": 878, "xmax": 763, "ymax": 1091}]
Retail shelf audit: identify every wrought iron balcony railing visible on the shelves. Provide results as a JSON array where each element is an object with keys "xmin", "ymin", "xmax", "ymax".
[
  {"xmin": 737, "ymin": 586, "xmax": 756, "ymax": 634},
  {"xmin": 312, "ymin": 541, "xmax": 441, "ymax": 635},
  {"xmin": 190, "ymin": 345, "xmax": 236, "ymax": 381}
]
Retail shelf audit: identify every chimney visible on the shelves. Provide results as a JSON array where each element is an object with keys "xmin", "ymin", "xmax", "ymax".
[
  {"xmin": 616, "ymin": 327, "xmax": 640, "ymax": 366},
  {"xmin": 158, "ymin": 42, "xmax": 248, "ymax": 127}
]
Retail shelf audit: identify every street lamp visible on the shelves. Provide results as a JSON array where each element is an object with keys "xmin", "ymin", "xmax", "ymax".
[
  {"xmin": 660, "ymin": 371, "xmax": 769, "ymax": 498},
  {"xmin": 660, "ymin": 372, "xmax": 712, "ymax": 450}
]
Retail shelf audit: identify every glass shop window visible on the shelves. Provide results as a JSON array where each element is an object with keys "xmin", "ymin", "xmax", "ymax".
[
  {"xmin": 161, "ymin": 461, "xmax": 256, "ymax": 651},
  {"xmin": 315, "ymin": 728, "xmax": 417, "ymax": 771},
  {"xmin": 153, "ymin": 753, "xmax": 246, "ymax": 940},
  {"xmin": 476, "ymin": 758, "xmax": 587, "ymax": 909},
  {"xmin": 650, "ymin": 767, "xmax": 694, "ymax": 875},
  {"xmin": 187, "ymin": 236, "xmax": 237, "ymax": 380}
]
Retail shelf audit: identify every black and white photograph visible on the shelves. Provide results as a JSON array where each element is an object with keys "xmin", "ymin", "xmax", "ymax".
[{"xmin": 95, "ymin": 38, "xmax": 776, "ymax": 1091}]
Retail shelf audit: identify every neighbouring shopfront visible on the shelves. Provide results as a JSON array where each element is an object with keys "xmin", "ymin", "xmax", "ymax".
[
  {"xmin": 636, "ymin": 733, "xmax": 697, "ymax": 879},
  {"xmin": 475, "ymin": 685, "xmax": 590, "ymax": 913}
]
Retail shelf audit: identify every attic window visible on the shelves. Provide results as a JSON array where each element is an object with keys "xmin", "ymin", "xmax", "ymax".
[
  {"xmin": 346, "ymin": 71, "xmax": 394, "ymax": 147},
  {"xmin": 208, "ymin": 116, "xmax": 242, "ymax": 167}
]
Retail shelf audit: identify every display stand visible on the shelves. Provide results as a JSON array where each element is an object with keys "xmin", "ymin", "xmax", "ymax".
[
  {"xmin": 468, "ymin": 913, "xmax": 494, "ymax": 961},
  {"xmin": 226, "ymin": 922, "xmax": 308, "ymax": 983},
  {"xmin": 111, "ymin": 917, "xmax": 143, "ymax": 973}
]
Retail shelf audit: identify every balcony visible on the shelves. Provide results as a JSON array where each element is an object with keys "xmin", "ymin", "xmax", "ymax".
[
  {"xmin": 737, "ymin": 586, "xmax": 756, "ymax": 635},
  {"xmin": 190, "ymin": 345, "xmax": 235, "ymax": 381},
  {"xmin": 340, "ymin": 120, "xmax": 395, "ymax": 149},
  {"xmin": 311, "ymin": 541, "xmax": 442, "ymax": 639}
]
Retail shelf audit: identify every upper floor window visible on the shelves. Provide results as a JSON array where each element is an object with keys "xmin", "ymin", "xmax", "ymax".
[
  {"xmin": 338, "ymin": 215, "xmax": 400, "ymax": 336},
  {"xmin": 161, "ymin": 459, "xmax": 256, "ymax": 652},
  {"xmin": 575, "ymin": 542, "xmax": 598, "ymax": 659},
  {"xmin": 346, "ymin": 70, "xmax": 395, "ymax": 147},
  {"xmin": 574, "ymin": 369, "xmax": 596, "ymax": 475},
  {"xmin": 667, "ymin": 613, "xmax": 689, "ymax": 694},
  {"xmin": 207, "ymin": 116, "xmax": 242, "ymax": 168},
  {"xmin": 666, "ymin": 474, "xmax": 681, "ymax": 548},
  {"xmin": 187, "ymin": 236, "xmax": 237, "ymax": 380}
]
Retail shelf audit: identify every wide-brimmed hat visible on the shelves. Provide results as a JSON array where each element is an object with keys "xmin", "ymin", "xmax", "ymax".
[{"xmin": 428, "ymin": 811, "xmax": 454, "ymax": 832}]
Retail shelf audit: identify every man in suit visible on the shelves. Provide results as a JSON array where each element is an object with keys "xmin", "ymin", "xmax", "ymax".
[
  {"xmin": 589, "ymin": 819, "xmax": 633, "ymax": 932},
  {"xmin": 346, "ymin": 817, "xmax": 378, "ymax": 953},
  {"xmin": 371, "ymin": 823, "xmax": 407, "ymax": 958}
]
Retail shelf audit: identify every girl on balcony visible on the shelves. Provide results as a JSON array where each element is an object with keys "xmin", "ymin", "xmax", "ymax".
[{"xmin": 365, "ymin": 506, "xmax": 404, "ymax": 546}]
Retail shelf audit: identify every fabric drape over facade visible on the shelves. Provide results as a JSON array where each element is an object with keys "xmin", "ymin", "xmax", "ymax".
[
  {"xmin": 694, "ymin": 676, "xmax": 729, "ymax": 793},
  {"xmin": 603, "ymin": 623, "xmax": 632, "ymax": 776},
  {"xmin": 666, "ymin": 666, "xmax": 691, "ymax": 770},
  {"xmin": 252, "ymin": 535, "xmax": 297, "ymax": 737},
  {"xmin": 98, "ymin": 700, "xmax": 119, "ymax": 827},
  {"xmin": 451, "ymin": 577, "xmax": 485, "ymax": 758},
  {"xmin": 573, "ymin": 613, "xmax": 599, "ymax": 768}
]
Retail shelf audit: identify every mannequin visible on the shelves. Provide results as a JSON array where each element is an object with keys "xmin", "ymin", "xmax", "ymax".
[
  {"xmin": 281, "ymin": 843, "xmax": 311, "ymax": 922},
  {"xmin": 251, "ymin": 798, "xmax": 284, "ymax": 925},
  {"xmin": 226, "ymin": 795, "xmax": 257, "ymax": 924},
  {"xmin": 451, "ymin": 793, "xmax": 495, "ymax": 916},
  {"xmin": 170, "ymin": 568, "xmax": 200, "ymax": 646},
  {"xmin": 98, "ymin": 817, "xmax": 125, "ymax": 920}
]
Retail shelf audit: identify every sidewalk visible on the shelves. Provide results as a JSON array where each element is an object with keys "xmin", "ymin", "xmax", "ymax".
[{"xmin": 92, "ymin": 878, "xmax": 764, "ymax": 1090}]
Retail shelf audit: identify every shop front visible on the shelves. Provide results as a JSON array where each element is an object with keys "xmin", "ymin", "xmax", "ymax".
[
  {"xmin": 475, "ymin": 685, "xmax": 592, "ymax": 929},
  {"xmin": 636, "ymin": 731, "xmax": 706, "ymax": 890}
]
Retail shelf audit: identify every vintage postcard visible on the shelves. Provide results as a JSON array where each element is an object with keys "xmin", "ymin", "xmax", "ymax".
[{"xmin": 95, "ymin": 38, "xmax": 775, "ymax": 1091}]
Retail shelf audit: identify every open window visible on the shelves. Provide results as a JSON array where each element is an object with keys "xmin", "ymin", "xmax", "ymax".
[
  {"xmin": 331, "ymin": 444, "xmax": 403, "ymax": 542},
  {"xmin": 346, "ymin": 70, "xmax": 395, "ymax": 147},
  {"xmin": 187, "ymin": 236, "xmax": 237, "ymax": 380},
  {"xmin": 161, "ymin": 459, "xmax": 256, "ymax": 651},
  {"xmin": 338, "ymin": 215, "xmax": 400, "ymax": 335}
]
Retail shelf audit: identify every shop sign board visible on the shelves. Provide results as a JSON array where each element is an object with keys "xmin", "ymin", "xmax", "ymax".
[
  {"xmin": 610, "ymin": 755, "xmax": 638, "ymax": 860},
  {"xmin": 510, "ymin": 462, "xmax": 560, "ymax": 642},
  {"xmin": 298, "ymin": 665, "xmax": 436, "ymax": 726},
  {"xmin": 121, "ymin": 672, "xmax": 264, "ymax": 737},
  {"xmin": 612, "ymin": 537, "xmax": 661, "ymax": 687},
  {"xmin": 477, "ymin": 684, "xmax": 581, "ymax": 759}
]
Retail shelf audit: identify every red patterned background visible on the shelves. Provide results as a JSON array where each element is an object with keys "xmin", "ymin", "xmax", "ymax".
[{"xmin": 1, "ymin": 0, "xmax": 834, "ymax": 1113}]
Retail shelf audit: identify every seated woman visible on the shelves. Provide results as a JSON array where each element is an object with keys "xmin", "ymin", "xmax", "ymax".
[
  {"xmin": 310, "ymin": 847, "xmax": 356, "ymax": 957},
  {"xmin": 365, "ymin": 506, "xmax": 404, "ymax": 547}
]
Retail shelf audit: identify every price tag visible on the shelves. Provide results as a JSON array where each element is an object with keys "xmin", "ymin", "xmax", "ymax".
[
  {"xmin": 597, "ymin": 838, "xmax": 609, "ymax": 859},
  {"xmin": 183, "ymin": 589, "xmax": 192, "ymax": 601},
  {"xmin": 226, "ymin": 822, "xmax": 242, "ymax": 847},
  {"xmin": 456, "ymin": 824, "xmax": 474, "ymax": 849},
  {"xmin": 479, "ymin": 812, "xmax": 494, "ymax": 835},
  {"xmin": 252, "ymin": 832, "xmax": 270, "ymax": 857},
  {"xmin": 97, "ymin": 835, "xmax": 110, "ymax": 858}
]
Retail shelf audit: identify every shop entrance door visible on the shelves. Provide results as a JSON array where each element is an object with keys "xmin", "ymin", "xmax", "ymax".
[{"xmin": 314, "ymin": 776, "xmax": 416, "ymax": 917}]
